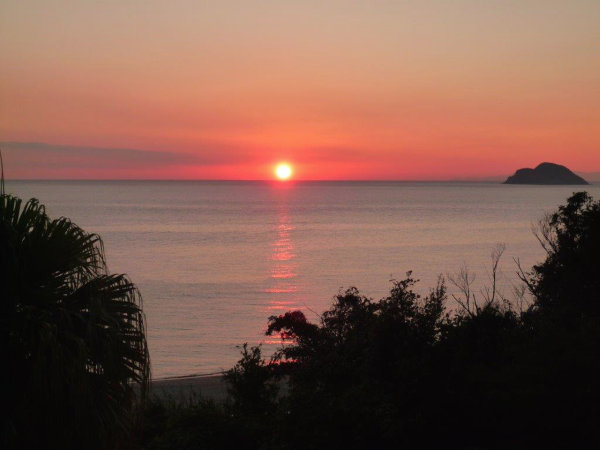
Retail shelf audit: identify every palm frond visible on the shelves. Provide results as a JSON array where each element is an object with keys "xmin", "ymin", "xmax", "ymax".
[{"xmin": 1, "ymin": 194, "xmax": 150, "ymax": 449}]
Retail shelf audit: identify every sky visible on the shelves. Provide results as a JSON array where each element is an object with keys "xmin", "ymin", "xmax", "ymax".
[{"xmin": 1, "ymin": 0, "xmax": 599, "ymax": 180}]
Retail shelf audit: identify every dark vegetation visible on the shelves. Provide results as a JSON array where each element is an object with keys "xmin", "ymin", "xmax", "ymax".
[
  {"xmin": 143, "ymin": 192, "xmax": 600, "ymax": 449},
  {"xmin": 3, "ymin": 185, "xmax": 600, "ymax": 449},
  {"xmin": 1, "ymin": 193, "xmax": 150, "ymax": 449}
]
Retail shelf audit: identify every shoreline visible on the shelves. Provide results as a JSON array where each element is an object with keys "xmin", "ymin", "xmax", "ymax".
[{"xmin": 150, "ymin": 373, "xmax": 228, "ymax": 403}]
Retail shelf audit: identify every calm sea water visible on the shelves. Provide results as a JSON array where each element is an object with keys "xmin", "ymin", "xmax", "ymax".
[{"xmin": 7, "ymin": 181, "xmax": 600, "ymax": 378}]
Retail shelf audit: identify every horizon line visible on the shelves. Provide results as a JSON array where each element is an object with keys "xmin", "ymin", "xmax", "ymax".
[{"xmin": 5, "ymin": 178, "xmax": 507, "ymax": 183}]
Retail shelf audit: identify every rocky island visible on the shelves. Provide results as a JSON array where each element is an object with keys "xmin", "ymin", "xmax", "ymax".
[{"xmin": 504, "ymin": 162, "xmax": 588, "ymax": 185}]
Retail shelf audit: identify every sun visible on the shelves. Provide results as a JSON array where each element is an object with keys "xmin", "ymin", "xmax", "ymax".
[{"xmin": 275, "ymin": 163, "xmax": 293, "ymax": 180}]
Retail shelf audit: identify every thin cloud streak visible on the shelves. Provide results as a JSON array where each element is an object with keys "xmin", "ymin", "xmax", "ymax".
[
  {"xmin": 1, "ymin": 141, "xmax": 260, "ymax": 170},
  {"xmin": 1, "ymin": 141, "xmax": 375, "ymax": 179}
]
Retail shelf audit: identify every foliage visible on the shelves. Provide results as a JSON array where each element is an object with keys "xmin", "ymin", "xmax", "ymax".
[
  {"xmin": 141, "ymin": 395, "xmax": 250, "ymax": 450},
  {"xmin": 524, "ymin": 191, "xmax": 600, "ymax": 318},
  {"xmin": 1, "ymin": 194, "xmax": 150, "ymax": 449},
  {"xmin": 223, "ymin": 343, "xmax": 279, "ymax": 416},
  {"xmin": 142, "ymin": 345, "xmax": 279, "ymax": 450},
  {"xmin": 143, "ymin": 191, "xmax": 600, "ymax": 448}
]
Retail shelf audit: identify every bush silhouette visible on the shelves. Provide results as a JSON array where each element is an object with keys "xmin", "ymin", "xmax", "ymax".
[
  {"xmin": 224, "ymin": 343, "xmax": 279, "ymax": 416},
  {"xmin": 144, "ymin": 192, "xmax": 600, "ymax": 449},
  {"xmin": 237, "ymin": 192, "xmax": 600, "ymax": 448},
  {"xmin": 524, "ymin": 191, "xmax": 600, "ymax": 318}
]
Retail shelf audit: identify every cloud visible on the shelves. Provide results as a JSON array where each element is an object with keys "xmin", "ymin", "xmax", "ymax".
[{"xmin": 0, "ymin": 141, "xmax": 217, "ymax": 169}]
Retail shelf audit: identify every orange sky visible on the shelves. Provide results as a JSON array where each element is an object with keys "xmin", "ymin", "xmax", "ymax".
[{"xmin": 1, "ymin": 1, "xmax": 599, "ymax": 180}]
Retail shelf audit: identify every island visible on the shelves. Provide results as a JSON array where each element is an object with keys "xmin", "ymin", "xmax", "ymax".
[{"xmin": 504, "ymin": 162, "xmax": 588, "ymax": 185}]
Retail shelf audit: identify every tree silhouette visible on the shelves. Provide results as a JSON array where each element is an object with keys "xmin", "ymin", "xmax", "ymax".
[
  {"xmin": 1, "ymin": 194, "xmax": 150, "ymax": 449},
  {"xmin": 142, "ymin": 192, "xmax": 600, "ymax": 449},
  {"xmin": 523, "ymin": 191, "xmax": 600, "ymax": 318}
]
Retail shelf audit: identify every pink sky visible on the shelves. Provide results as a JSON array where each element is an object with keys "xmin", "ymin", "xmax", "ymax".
[{"xmin": 1, "ymin": 1, "xmax": 599, "ymax": 180}]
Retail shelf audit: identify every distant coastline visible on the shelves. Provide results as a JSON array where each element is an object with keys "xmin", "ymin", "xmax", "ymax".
[{"xmin": 5, "ymin": 178, "xmax": 508, "ymax": 183}]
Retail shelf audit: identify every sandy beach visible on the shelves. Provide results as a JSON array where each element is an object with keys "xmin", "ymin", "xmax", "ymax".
[{"xmin": 150, "ymin": 374, "xmax": 229, "ymax": 403}]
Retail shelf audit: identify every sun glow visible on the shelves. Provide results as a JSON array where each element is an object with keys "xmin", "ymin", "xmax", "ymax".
[{"xmin": 275, "ymin": 163, "xmax": 293, "ymax": 180}]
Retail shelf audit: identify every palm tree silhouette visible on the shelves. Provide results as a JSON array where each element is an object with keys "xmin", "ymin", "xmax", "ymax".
[{"xmin": 1, "ymin": 188, "xmax": 150, "ymax": 448}]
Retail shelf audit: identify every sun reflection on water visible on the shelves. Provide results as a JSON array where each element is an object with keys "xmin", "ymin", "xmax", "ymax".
[{"xmin": 265, "ymin": 205, "xmax": 299, "ymax": 309}]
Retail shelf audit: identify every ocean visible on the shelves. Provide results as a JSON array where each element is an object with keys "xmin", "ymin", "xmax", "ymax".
[{"xmin": 7, "ymin": 180, "xmax": 600, "ymax": 378}]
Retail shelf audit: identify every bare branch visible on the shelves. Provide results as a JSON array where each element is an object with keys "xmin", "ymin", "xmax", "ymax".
[
  {"xmin": 514, "ymin": 257, "xmax": 536, "ymax": 295},
  {"xmin": 532, "ymin": 213, "xmax": 557, "ymax": 254},
  {"xmin": 447, "ymin": 264, "xmax": 476, "ymax": 316},
  {"xmin": 483, "ymin": 243, "xmax": 506, "ymax": 307}
]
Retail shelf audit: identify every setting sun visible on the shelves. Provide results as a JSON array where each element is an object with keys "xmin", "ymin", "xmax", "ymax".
[{"xmin": 275, "ymin": 163, "xmax": 293, "ymax": 180}]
